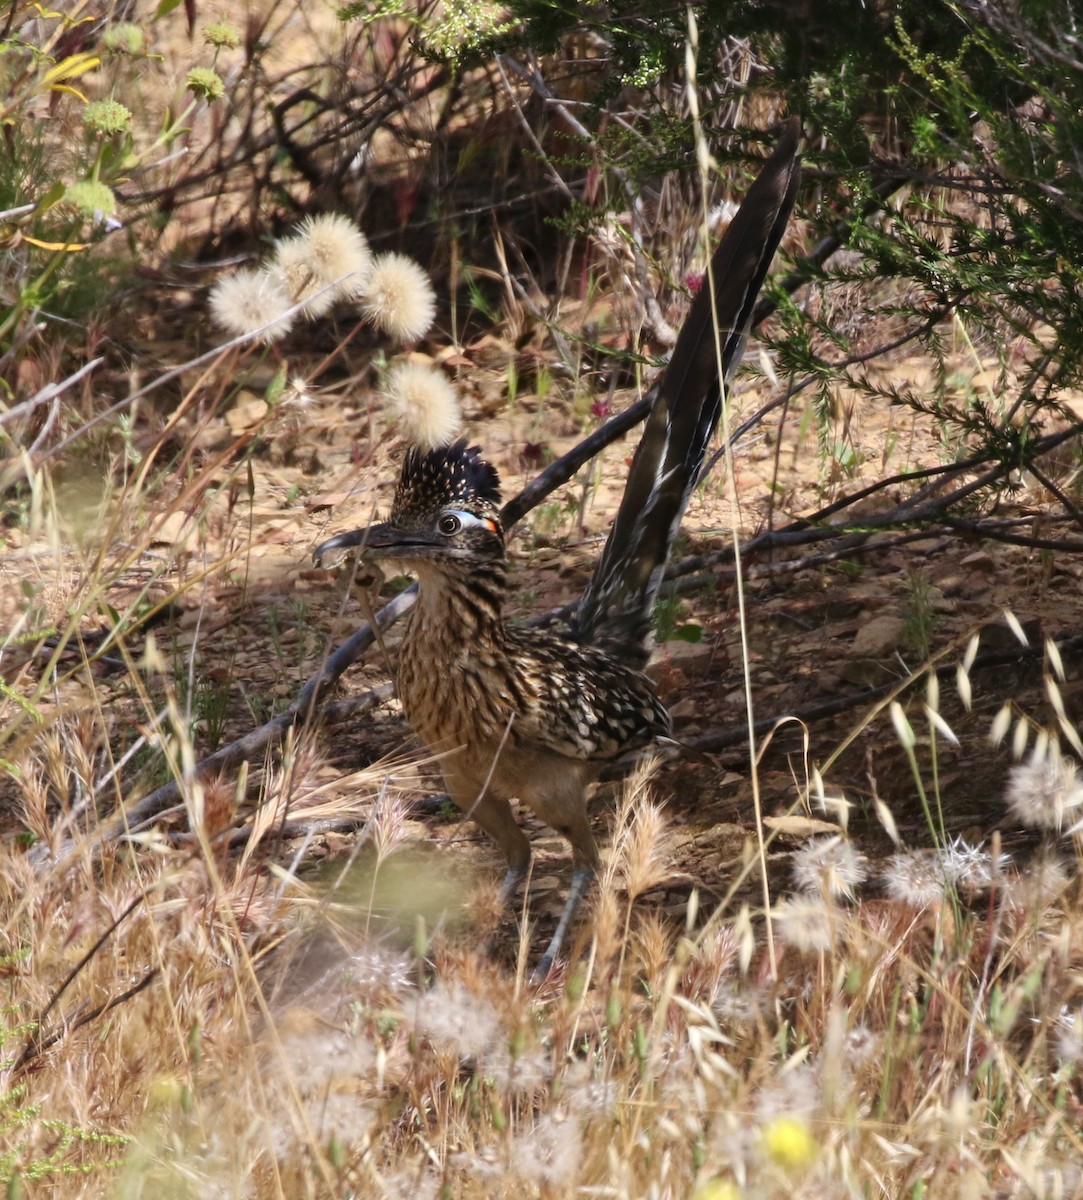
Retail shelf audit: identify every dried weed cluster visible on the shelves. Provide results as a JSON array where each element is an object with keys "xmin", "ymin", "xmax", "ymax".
[
  {"xmin": 5, "ymin": 669, "xmax": 1083, "ymax": 1199},
  {"xmin": 208, "ymin": 213, "xmax": 456, "ymax": 449}
]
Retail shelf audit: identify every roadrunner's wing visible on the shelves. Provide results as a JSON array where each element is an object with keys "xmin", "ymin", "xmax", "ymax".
[{"xmin": 572, "ymin": 118, "xmax": 802, "ymax": 663}]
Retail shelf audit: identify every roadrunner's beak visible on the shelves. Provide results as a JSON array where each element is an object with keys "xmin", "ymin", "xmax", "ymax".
[
  {"xmin": 313, "ymin": 521, "xmax": 438, "ymax": 572},
  {"xmin": 312, "ymin": 526, "xmax": 368, "ymax": 570}
]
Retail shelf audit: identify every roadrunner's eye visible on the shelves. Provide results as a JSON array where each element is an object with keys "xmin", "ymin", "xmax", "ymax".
[{"xmin": 438, "ymin": 513, "xmax": 462, "ymax": 536}]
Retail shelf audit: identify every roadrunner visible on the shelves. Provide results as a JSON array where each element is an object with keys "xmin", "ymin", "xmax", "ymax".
[{"xmin": 314, "ymin": 120, "xmax": 801, "ymax": 975}]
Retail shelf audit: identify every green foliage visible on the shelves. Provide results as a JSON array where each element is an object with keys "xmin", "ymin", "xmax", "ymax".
[
  {"xmin": 653, "ymin": 593, "xmax": 703, "ymax": 644},
  {"xmin": 901, "ymin": 569, "xmax": 936, "ymax": 659},
  {"xmin": 1, "ymin": 1007, "xmax": 129, "ymax": 1187},
  {"xmin": 488, "ymin": 0, "xmax": 1083, "ymax": 506},
  {"xmin": 0, "ymin": 6, "xmax": 237, "ymax": 359}
]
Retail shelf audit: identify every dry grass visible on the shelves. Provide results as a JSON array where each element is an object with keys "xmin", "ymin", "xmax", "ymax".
[
  {"xmin": 5, "ymin": 5, "xmax": 1083, "ymax": 1198},
  {"xmin": 5, "ymin": 697, "xmax": 1083, "ymax": 1197}
]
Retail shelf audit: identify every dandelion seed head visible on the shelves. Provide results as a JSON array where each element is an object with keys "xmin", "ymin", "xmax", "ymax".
[
  {"xmin": 382, "ymin": 1171, "xmax": 442, "ymax": 1200},
  {"xmin": 1002, "ymin": 853, "xmax": 1070, "ymax": 912},
  {"xmin": 711, "ymin": 978, "xmax": 761, "ymax": 1026},
  {"xmin": 267, "ymin": 237, "xmax": 337, "ymax": 319},
  {"xmin": 560, "ymin": 1060, "xmax": 621, "ymax": 1117},
  {"xmin": 756, "ymin": 1065, "xmax": 818, "ymax": 1121},
  {"xmin": 209, "ymin": 267, "xmax": 296, "ymax": 343},
  {"xmin": 1054, "ymin": 1007, "xmax": 1083, "ymax": 1066},
  {"xmin": 270, "ymin": 214, "xmax": 373, "ymax": 318},
  {"xmin": 881, "ymin": 848, "xmax": 946, "ymax": 908},
  {"xmin": 941, "ymin": 836, "xmax": 1009, "ymax": 891},
  {"xmin": 346, "ymin": 944, "xmax": 414, "ymax": 999},
  {"xmin": 790, "ymin": 835, "xmax": 867, "ymax": 900},
  {"xmin": 362, "ymin": 252, "xmax": 436, "ymax": 342},
  {"xmin": 508, "ymin": 1114, "xmax": 583, "ymax": 1188},
  {"xmin": 413, "ymin": 980, "xmax": 500, "ymax": 1060},
  {"xmin": 385, "ymin": 361, "xmax": 461, "ymax": 448},
  {"xmin": 481, "ymin": 1044, "xmax": 551, "ymax": 1095},
  {"xmin": 774, "ymin": 894, "xmax": 841, "ymax": 953},
  {"xmin": 277, "ymin": 1024, "xmax": 375, "ymax": 1096},
  {"xmin": 282, "ymin": 375, "xmax": 315, "ymax": 410},
  {"xmin": 845, "ymin": 1024, "xmax": 881, "ymax": 1067},
  {"xmin": 1005, "ymin": 745, "xmax": 1083, "ymax": 831}
]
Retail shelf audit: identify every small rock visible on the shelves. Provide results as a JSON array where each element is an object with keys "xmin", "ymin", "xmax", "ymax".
[
  {"xmin": 849, "ymin": 614, "xmax": 907, "ymax": 658},
  {"xmin": 150, "ymin": 510, "xmax": 196, "ymax": 548},
  {"xmin": 657, "ymin": 637, "xmax": 716, "ymax": 677},
  {"xmin": 225, "ymin": 394, "xmax": 269, "ymax": 434},
  {"xmin": 667, "ymin": 697, "xmax": 699, "ymax": 721}
]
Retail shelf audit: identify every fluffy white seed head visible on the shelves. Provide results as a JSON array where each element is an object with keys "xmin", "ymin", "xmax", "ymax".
[
  {"xmin": 267, "ymin": 237, "xmax": 335, "ymax": 318},
  {"xmin": 773, "ymin": 894, "xmax": 841, "ymax": 953},
  {"xmin": 1004, "ymin": 744, "xmax": 1083, "ymax": 832},
  {"xmin": 385, "ymin": 361, "xmax": 461, "ymax": 448},
  {"xmin": 269, "ymin": 213, "xmax": 373, "ymax": 317},
  {"xmin": 208, "ymin": 266, "xmax": 296, "ymax": 343},
  {"xmin": 790, "ymin": 835, "xmax": 868, "ymax": 901},
  {"xmin": 413, "ymin": 980, "xmax": 500, "ymax": 1060},
  {"xmin": 881, "ymin": 848, "xmax": 947, "ymax": 908},
  {"xmin": 1002, "ymin": 852, "xmax": 1070, "ymax": 912},
  {"xmin": 297, "ymin": 212, "xmax": 372, "ymax": 293},
  {"xmin": 361, "ymin": 251, "xmax": 436, "ymax": 342},
  {"xmin": 941, "ymin": 836, "xmax": 1009, "ymax": 891}
]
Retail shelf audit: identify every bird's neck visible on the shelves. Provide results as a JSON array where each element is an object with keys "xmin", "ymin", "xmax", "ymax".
[{"xmin": 407, "ymin": 560, "xmax": 508, "ymax": 650}]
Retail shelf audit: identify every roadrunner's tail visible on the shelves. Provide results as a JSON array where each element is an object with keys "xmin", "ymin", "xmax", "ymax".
[{"xmin": 572, "ymin": 118, "xmax": 801, "ymax": 663}]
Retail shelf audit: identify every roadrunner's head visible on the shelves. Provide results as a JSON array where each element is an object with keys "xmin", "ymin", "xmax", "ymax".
[{"xmin": 313, "ymin": 439, "xmax": 504, "ymax": 576}]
